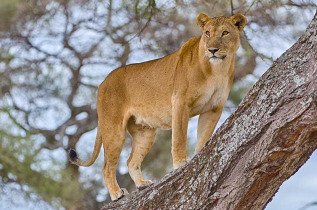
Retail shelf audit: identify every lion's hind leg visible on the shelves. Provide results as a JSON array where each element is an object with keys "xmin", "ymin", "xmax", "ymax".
[
  {"xmin": 127, "ymin": 118, "xmax": 157, "ymax": 190},
  {"xmin": 100, "ymin": 117, "xmax": 128, "ymax": 201}
]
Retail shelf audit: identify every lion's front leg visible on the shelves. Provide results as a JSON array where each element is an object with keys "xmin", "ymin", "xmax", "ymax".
[
  {"xmin": 172, "ymin": 95, "xmax": 189, "ymax": 169},
  {"xmin": 195, "ymin": 108, "xmax": 223, "ymax": 154}
]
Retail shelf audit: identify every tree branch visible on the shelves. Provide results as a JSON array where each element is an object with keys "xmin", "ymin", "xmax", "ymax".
[{"xmin": 102, "ymin": 10, "xmax": 317, "ymax": 210}]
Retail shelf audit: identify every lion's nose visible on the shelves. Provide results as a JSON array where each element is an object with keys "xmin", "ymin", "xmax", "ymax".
[{"xmin": 208, "ymin": 48, "xmax": 219, "ymax": 54}]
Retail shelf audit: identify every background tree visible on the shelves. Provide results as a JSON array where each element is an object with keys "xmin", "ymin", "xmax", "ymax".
[{"xmin": 0, "ymin": 0, "xmax": 316, "ymax": 209}]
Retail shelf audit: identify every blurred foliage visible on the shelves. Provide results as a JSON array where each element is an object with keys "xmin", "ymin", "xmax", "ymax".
[
  {"xmin": 229, "ymin": 79, "xmax": 255, "ymax": 106},
  {"xmin": 0, "ymin": 0, "xmax": 316, "ymax": 209},
  {"xmin": 143, "ymin": 130, "xmax": 173, "ymax": 180},
  {"xmin": 0, "ymin": 128, "xmax": 83, "ymax": 209},
  {"xmin": 0, "ymin": 0, "xmax": 21, "ymax": 31}
]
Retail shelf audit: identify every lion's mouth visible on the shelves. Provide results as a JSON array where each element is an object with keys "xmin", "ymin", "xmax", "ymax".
[
  {"xmin": 208, "ymin": 54, "xmax": 227, "ymax": 64},
  {"xmin": 210, "ymin": 55, "xmax": 226, "ymax": 60}
]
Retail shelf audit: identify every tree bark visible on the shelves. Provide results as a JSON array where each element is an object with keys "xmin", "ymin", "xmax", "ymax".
[{"xmin": 101, "ymin": 11, "xmax": 317, "ymax": 210}]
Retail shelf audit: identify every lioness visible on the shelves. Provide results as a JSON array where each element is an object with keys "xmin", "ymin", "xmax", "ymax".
[{"xmin": 69, "ymin": 13, "xmax": 246, "ymax": 201}]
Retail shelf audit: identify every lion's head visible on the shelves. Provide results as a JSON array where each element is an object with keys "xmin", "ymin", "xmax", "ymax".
[{"xmin": 196, "ymin": 13, "xmax": 247, "ymax": 64}]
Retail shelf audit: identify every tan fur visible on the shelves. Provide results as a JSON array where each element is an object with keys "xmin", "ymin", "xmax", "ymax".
[{"xmin": 69, "ymin": 13, "xmax": 247, "ymax": 201}]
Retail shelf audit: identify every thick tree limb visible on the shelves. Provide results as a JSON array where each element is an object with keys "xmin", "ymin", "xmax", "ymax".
[{"xmin": 104, "ymin": 10, "xmax": 317, "ymax": 210}]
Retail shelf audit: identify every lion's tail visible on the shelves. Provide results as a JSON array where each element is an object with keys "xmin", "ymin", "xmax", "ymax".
[{"xmin": 68, "ymin": 126, "xmax": 102, "ymax": 167}]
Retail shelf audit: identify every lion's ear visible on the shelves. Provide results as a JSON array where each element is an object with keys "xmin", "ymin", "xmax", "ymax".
[
  {"xmin": 230, "ymin": 14, "xmax": 247, "ymax": 32},
  {"xmin": 196, "ymin": 13, "xmax": 211, "ymax": 29}
]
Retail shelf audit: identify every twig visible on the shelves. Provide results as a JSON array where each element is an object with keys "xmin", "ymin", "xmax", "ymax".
[
  {"xmin": 230, "ymin": 0, "xmax": 234, "ymax": 15},
  {"xmin": 244, "ymin": 0, "xmax": 258, "ymax": 15},
  {"xmin": 242, "ymin": 31, "xmax": 274, "ymax": 63},
  {"xmin": 298, "ymin": 202, "xmax": 317, "ymax": 210}
]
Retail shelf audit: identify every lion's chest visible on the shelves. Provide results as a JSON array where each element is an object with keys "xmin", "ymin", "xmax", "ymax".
[{"xmin": 190, "ymin": 77, "xmax": 229, "ymax": 116}]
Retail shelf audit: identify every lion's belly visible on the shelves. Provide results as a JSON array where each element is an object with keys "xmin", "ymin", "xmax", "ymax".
[{"xmin": 132, "ymin": 108, "xmax": 172, "ymax": 130}]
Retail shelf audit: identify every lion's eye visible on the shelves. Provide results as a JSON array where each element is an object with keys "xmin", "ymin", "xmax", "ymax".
[
  {"xmin": 205, "ymin": 31, "xmax": 210, "ymax": 37},
  {"xmin": 222, "ymin": 31, "xmax": 229, "ymax": 36}
]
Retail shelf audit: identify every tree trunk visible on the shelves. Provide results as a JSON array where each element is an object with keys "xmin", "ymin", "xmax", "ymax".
[{"xmin": 101, "ymin": 11, "xmax": 317, "ymax": 210}]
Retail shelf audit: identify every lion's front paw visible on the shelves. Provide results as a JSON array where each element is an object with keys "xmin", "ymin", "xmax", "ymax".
[
  {"xmin": 112, "ymin": 188, "xmax": 129, "ymax": 201},
  {"xmin": 173, "ymin": 158, "xmax": 189, "ymax": 169}
]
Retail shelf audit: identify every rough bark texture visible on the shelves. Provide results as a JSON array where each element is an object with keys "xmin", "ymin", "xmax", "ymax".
[{"xmin": 101, "ymin": 11, "xmax": 317, "ymax": 210}]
